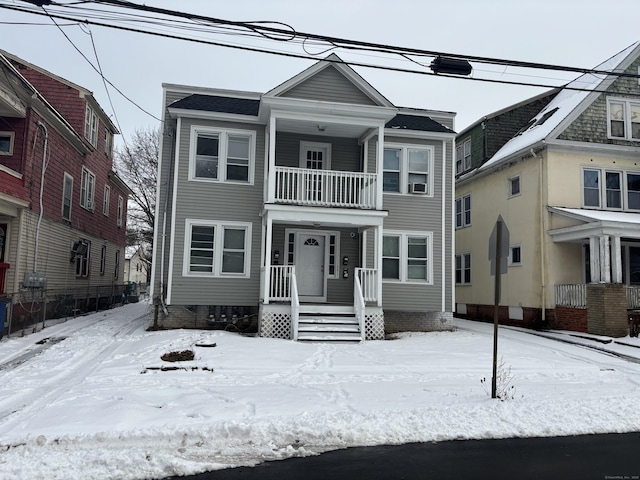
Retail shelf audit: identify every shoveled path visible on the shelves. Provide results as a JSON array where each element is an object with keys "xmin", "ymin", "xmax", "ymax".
[{"xmin": 166, "ymin": 432, "xmax": 640, "ymax": 480}]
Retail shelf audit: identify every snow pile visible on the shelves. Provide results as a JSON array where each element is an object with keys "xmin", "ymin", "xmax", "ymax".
[{"xmin": 1, "ymin": 302, "xmax": 640, "ymax": 479}]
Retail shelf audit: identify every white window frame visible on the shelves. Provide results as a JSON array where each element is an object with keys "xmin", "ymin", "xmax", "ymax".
[
  {"xmin": 103, "ymin": 185, "xmax": 110, "ymax": 216},
  {"xmin": 62, "ymin": 173, "xmax": 73, "ymax": 221},
  {"xmin": 382, "ymin": 230, "xmax": 433, "ymax": 284},
  {"xmin": 299, "ymin": 141, "xmax": 332, "ymax": 169},
  {"xmin": 582, "ymin": 167, "xmax": 640, "ymax": 211},
  {"xmin": 183, "ymin": 219, "xmax": 252, "ymax": 278},
  {"xmin": 84, "ymin": 104, "xmax": 98, "ymax": 147},
  {"xmin": 100, "ymin": 245, "xmax": 106, "ymax": 276},
  {"xmin": 508, "ymin": 174, "xmax": 521, "ymax": 197},
  {"xmin": 455, "ymin": 138, "xmax": 471, "ymax": 175},
  {"xmin": 455, "ymin": 253, "xmax": 471, "ymax": 285},
  {"xmin": 104, "ymin": 129, "xmax": 113, "ymax": 157},
  {"xmin": 607, "ymin": 97, "xmax": 640, "ymax": 141},
  {"xmin": 0, "ymin": 131, "xmax": 15, "ymax": 155},
  {"xmin": 509, "ymin": 244, "xmax": 522, "ymax": 266},
  {"xmin": 455, "ymin": 194, "xmax": 471, "ymax": 228},
  {"xmin": 75, "ymin": 239, "xmax": 90, "ymax": 278},
  {"xmin": 80, "ymin": 167, "xmax": 95, "ymax": 211},
  {"xmin": 383, "ymin": 143, "xmax": 434, "ymax": 196},
  {"xmin": 117, "ymin": 196, "xmax": 124, "ymax": 227},
  {"xmin": 188, "ymin": 126, "xmax": 255, "ymax": 184}
]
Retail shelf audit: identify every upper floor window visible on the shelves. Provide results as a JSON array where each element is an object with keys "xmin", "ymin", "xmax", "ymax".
[
  {"xmin": 509, "ymin": 245, "xmax": 522, "ymax": 266},
  {"xmin": 100, "ymin": 245, "xmax": 106, "ymax": 276},
  {"xmin": 117, "ymin": 195, "xmax": 124, "ymax": 227},
  {"xmin": 383, "ymin": 144, "xmax": 434, "ymax": 195},
  {"xmin": 103, "ymin": 185, "xmax": 110, "ymax": 216},
  {"xmin": 456, "ymin": 138, "xmax": 471, "ymax": 174},
  {"xmin": 74, "ymin": 239, "xmax": 90, "ymax": 277},
  {"xmin": 85, "ymin": 105, "xmax": 99, "ymax": 147},
  {"xmin": 189, "ymin": 126, "xmax": 255, "ymax": 184},
  {"xmin": 583, "ymin": 167, "xmax": 640, "ymax": 211},
  {"xmin": 382, "ymin": 231, "xmax": 433, "ymax": 283},
  {"xmin": 607, "ymin": 98, "xmax": 640, "ymax": 141},
  {"xmin": 183, "ymin": 219, "xmax": 252, "ymax": 277},
  {"xmin": 62, "ymin": 173, "xmax": 73, "ymax": 221},
  {"xmin": 455, "ymin": 194, "xmax": 471, "ymax": 228},
  {"xmin": 508, "ymin": 175, "xmax": 521, "ymax": 197},
  {"xmin": 455, "ymin": 253, "xmax": 471, "ymax": 284},
  {"xmin": 104, "ymin": 129, "xmax": 113, "ymax": 157},
  {"xmin": 0, "ymin": 131, "xmax": 14, "ymax": 155},
  {"xmin": 80, "ymin": 167, "xmax": 95, "ymax": 211}
]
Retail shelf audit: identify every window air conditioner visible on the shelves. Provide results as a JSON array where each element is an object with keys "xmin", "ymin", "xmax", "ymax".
[{"xmin": 410, "ymin": 183, "xmax": 427, "ymax": 194}]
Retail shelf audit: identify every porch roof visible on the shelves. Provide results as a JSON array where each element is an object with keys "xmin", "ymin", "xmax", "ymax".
[{"xmin": 548, "ymin": 207, "xmax": 640, "ymax": 242}]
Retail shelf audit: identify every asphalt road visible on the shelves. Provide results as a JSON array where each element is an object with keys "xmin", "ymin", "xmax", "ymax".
[{"xmin": 166, "ymin": 432, "xmax": 640, "ymax": 480}]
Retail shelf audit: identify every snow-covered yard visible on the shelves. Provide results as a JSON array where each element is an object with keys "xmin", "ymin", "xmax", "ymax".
[{"xmin": 1, "ymin": 301, "xmax": 640, "ymax": 480}]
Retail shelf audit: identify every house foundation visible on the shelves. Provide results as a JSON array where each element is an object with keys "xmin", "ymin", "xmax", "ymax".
[
  {"xmin": 384, "ymin": 310, "xmax": 454, "ymax": 334},
  {"xmin": 587, "ymin": 284, "xmax": 628, "ymax": 337}
]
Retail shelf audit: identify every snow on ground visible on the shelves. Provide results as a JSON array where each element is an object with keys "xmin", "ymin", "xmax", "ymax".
[{"xmin": 1, "ymin": 302, "xmax": 640, "ymax": 480}]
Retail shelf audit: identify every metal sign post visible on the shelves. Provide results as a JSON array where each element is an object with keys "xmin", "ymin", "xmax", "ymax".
[{"xmin": 488, "ymin": 215, "xmax": 509, "ymax": 399}]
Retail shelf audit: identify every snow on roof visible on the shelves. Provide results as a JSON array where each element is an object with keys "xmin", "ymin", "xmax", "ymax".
[
  {"xmin": 551, "ymin": 207, "xmax": 640, "ymax": 225},
  {"xmin": 480, "ymin": 42, "xmax": 640, "ymax": 171}
]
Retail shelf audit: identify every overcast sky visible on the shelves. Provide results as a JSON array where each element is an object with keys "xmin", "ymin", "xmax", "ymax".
[{"xmin": 1, "ymin": 0, "xmax": 639, "ymax": 146}]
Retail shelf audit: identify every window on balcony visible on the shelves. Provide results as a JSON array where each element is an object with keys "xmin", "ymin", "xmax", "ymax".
[
  {"xmin": 183, "ymin": 220, "xmax": 251, "ymax": 277},
  {"xmin": 190, "ymin": 126, "xmax": 254, "ymax": 183},
  {"xmin": 382, "ymin": 231, "xmax": 432, "ymax": 283},
  {"xmin": 383, "ymin": 144, "xmax": 433, "ymax": 195}
]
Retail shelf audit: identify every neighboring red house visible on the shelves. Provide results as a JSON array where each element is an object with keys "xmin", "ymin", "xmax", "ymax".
[{"xmin": 0, "ymin": 49, "xmax": 129, "ymax": 332}]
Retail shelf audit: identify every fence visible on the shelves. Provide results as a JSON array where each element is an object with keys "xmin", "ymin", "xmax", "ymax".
[
  {"xmin": 1, "ymin": 284, "xmax": 130, "ymax": 337},
  {"xmin": 555, "ymin": 283, "xmax": 640, "ymax": 310}
]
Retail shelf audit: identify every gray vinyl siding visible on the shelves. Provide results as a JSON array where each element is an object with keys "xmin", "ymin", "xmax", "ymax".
[
  {"xmin": 367, "ymin": 135, "xmax": 454, "ymax": 312},
  {"xmin": 275, "ymin": 133, "xmax": 361, "ymax": 171},
  {"xmin": 281, "ymin": 66, "xmax": 377, "ymax": 105},
  {"xmin": 167, "ymin": 117, "xmax": 265, "ymax": 306}
]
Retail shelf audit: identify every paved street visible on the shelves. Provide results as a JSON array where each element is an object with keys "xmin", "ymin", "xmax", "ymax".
[{"xmin": 167, "ymin": 432, "xmax": 640, "ymax": 480}]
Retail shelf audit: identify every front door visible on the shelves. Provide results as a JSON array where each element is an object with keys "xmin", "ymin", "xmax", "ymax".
[{"xmin": 297, "ymin": 233, "xmax": 326, "ymax": 301}]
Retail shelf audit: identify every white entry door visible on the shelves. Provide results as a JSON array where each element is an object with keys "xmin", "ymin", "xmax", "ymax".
[{"xmin": 297, "ymin": 233, "xmax": 326, "ymax": 300}]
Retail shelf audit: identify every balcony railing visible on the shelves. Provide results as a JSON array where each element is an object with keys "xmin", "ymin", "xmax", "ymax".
[
  {"xmin": 269, "ymin": 265, "xmax": 293, "ymax": 301},
  {"xmin": 555, "ymin": 283, "xmax": 640, "ymax": 309},
  {"xmin": 274, "ymin": 166, "xmax": 378, "ymax": 209}
]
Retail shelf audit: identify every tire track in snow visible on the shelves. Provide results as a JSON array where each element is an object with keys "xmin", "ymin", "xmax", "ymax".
[{"xmin": 0, "ymin": 312, "xmax": 148, "ymax": 437}]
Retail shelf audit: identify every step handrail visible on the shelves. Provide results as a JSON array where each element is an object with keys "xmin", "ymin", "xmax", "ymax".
[
  {"xmin": 354, "ymin": 272, "xmax": 366, "ymax": 342},
  {"xmin": 291, "ymin": 267, "xmax": 300, "ymax": 341}
]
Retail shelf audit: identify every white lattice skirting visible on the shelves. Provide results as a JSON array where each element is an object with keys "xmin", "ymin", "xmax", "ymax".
[
  {"xmin": 365, "ymin": 311, "xmax": 385, "ymax": 340},
  {"xmin": 260, "ymin": 311, "xmax": 292, "ymax": 339}
]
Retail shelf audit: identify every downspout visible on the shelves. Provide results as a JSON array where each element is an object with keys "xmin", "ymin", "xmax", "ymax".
[
  {"xmin": 34, "ymin": 121, "xmax": 48, "ymax": 273},
  {"xmin": 159, "ymin": 128, "xmax": 175, "ymax": 315},
  {"xmin": 537, "ymin": 149, "xmax": 546, "ymax": 324}
]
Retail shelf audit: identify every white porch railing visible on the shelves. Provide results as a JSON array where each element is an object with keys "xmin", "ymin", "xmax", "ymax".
[
  {"xmin": 269, "ymin": 265, "xmax": 293, "ymax": 301},
  {"xmin": 291, "ymin": 268, "xmax": 300, "ymax": 341},
  {"xmin": 356, "ymin": 267, "xmax": 378, "ymax": 303},
  {"xmin": 628, "ymin": 286, "xmax": 640, "ymax": 309},
  {"xmin": 354, "ymin": 272, "xmax": 366, "ymax": 342},
  {"xmin": 274, "ymin": 166, "xmax": 378, "ymax": 209},
  {"xmin": 555, "ymin": 284, "xmax": 587, "ymax": 308}
]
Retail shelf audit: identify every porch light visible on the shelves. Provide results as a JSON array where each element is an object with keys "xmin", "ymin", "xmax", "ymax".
[
  {"xmin": 430, "ymin": 56, "xmax": 472, "ymax": 76},
  {"xmin": 317, "ymin": 125, "xmax": 327, "ymax": 132}
]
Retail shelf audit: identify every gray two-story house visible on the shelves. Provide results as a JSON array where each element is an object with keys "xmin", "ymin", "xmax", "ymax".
[{"xmin": 151, "ymin": 54, "xmax": 456, "ymax": 341}]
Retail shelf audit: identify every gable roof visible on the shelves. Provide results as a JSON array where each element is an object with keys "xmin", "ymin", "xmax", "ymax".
[
  {"xmin": 480, "ymin": 41, "xmax": 640, "ymax": 171},
  {"xmin": 265, "ymin": 53, "xmax": 394, "ymax": 108}
]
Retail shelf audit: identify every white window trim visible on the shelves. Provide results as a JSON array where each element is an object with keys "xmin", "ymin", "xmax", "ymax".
[
  {"xmin": 80, "ymin": 167, "xmax": 96, "ymax": 211},
  {"xmin": 299, "ymin": 141, "xmax": 332, "ymax": 169},
  {"xmin": 455, "ymin": 252, "xmax": 472, "ymax": 285},
  {"xmin": 0, "ymin": 131, "xmax": 15, "ymax": 156},
  {"xmin": 85, "ymin": 105, "xmax": 98, "ymax": 147},
  {"xmin": 104, "ymin": 129, "xmax": 113, "ymax": 157},
  {"xmin": 182, "ymin": 219, "xmax": 252, "ymax": 278},
  {"xmin": 75, "ymin": 239, "xmax": 90, "ymax": 277},
  {"xmin": 62, "ymin": 172, "xmax": 73, "ymax": 221},
  {"xmin": 117, "ymin": 195, "xmax": 124, "ymax": 227},
  {"xmin": 188, "ymin": 125, "xmax": 256, "ymax": 185},
  {"xmin": 582, "ymin": 166, "xmax": 640, "ymax": 211},
  {"xmin": 508, "ymin": 174, "xmax": 521, "ymax": 198},
  {"xmin": 103, "ymin": 185, "xmax": 110, "ymax": 216},
  {"xmin": 382, "ymin": 230, "xmax": 433, "ymax": 284},
  {"xmin": 508, "ymin": 244, "xmax": 522, "ymax": 266},
  {"xmin": 606, "ymin": 97, "xmax": 640, "ymax": 142},
  {"xmin": 455, "ymin": 194, "xmax": 471, "ymax": 228},
  {"xmin": 383, "ymin": 143, "xmax": 435, "ymax": 196}
]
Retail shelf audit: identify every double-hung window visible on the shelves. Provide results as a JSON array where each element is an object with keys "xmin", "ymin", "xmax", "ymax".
[
  {"xmin": 80, "ymin": 167, "xmax": 95, "ymax": 211},
  {"xmin": 583, "ymin": 168, "xmax": 640, "ymax": 210},
  {"xmin": 103, "ymin": 185, "xmax": 110, "ymax": 216},
  {"xmin": 455, "ymin": 253, "xmax": 471, "ymax": 284},
  {"xmin": 117, "ymin": 196, "xmax": 124, "ymax": 226},
  {"xmin": 0, "ymin": 131, "xmax": 14, "ymax": 155},
  {"xmin": 455, "ymin": 194, "xmax": 471, "ymax": 228},
  {"xmin": 75, "ymin": 240, "xmax": 90, "ymax": 277},
  {"xmin": 508, "ymin": 175, "xmax": 521, "ymax": 197},
  {"xmin": 382, "ymin": 231, "xmax": 433, "ymax": 283},
  {"xmin": 190, "ymin": 126, "xmax": 255, "ymax": 183},
  {"xmin": 62, "ymin": 173, "xmax": 73, "ymax": 220},
  {"xmin": 85, "ymin": 105, "xmax": 98, "ymax": 147},
  {"xmin": 455, "ymin": 138, "xmax": 471, "ymax": 174},
  {"xmin": 184, "ymin": 220, "xmax": 252, "ymax": 277},
  {"xmin": 607, "ymin": 98, "xmax": 640, "ymax": 141},
  {"xmin": 382, "ymin": 144, "xmax": 434, "ymax": 195}
]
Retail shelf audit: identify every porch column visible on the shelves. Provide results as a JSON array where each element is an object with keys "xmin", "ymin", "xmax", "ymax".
[
  {"xmin": 589, "ymin": 236, "xmax": 601, "ymax": 283},
  {"xmin": 375, "ymin": 124, "xmax": 384, "ymax": 210},
  {"xmin": 376, "ymin": 225, "xmax": 383, "ymax": 307},
  {"xmin": 599, "ymin": 235, "xmax": 611, "ymax": 284},
  {"xmin": 611, "ymin": 235, "xmax": 622, "ymax": 284},
  {"xmin": 263, "ymin": 217, "xmax": 273, "ymax": 304},
  {"xmin": 267, "ymin": 115, "xmax": 277, "ymax": 203}
]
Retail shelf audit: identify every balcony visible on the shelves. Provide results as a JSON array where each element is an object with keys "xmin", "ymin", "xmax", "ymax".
[{"xmin": 272, "ymin": 166, "xmax": 379, "ymax": 210}]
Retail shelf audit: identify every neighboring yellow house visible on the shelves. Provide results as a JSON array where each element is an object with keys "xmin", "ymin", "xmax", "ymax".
[{"xmin": 455, "ymin": 42, "xmax": 640, "ymax": 337}]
